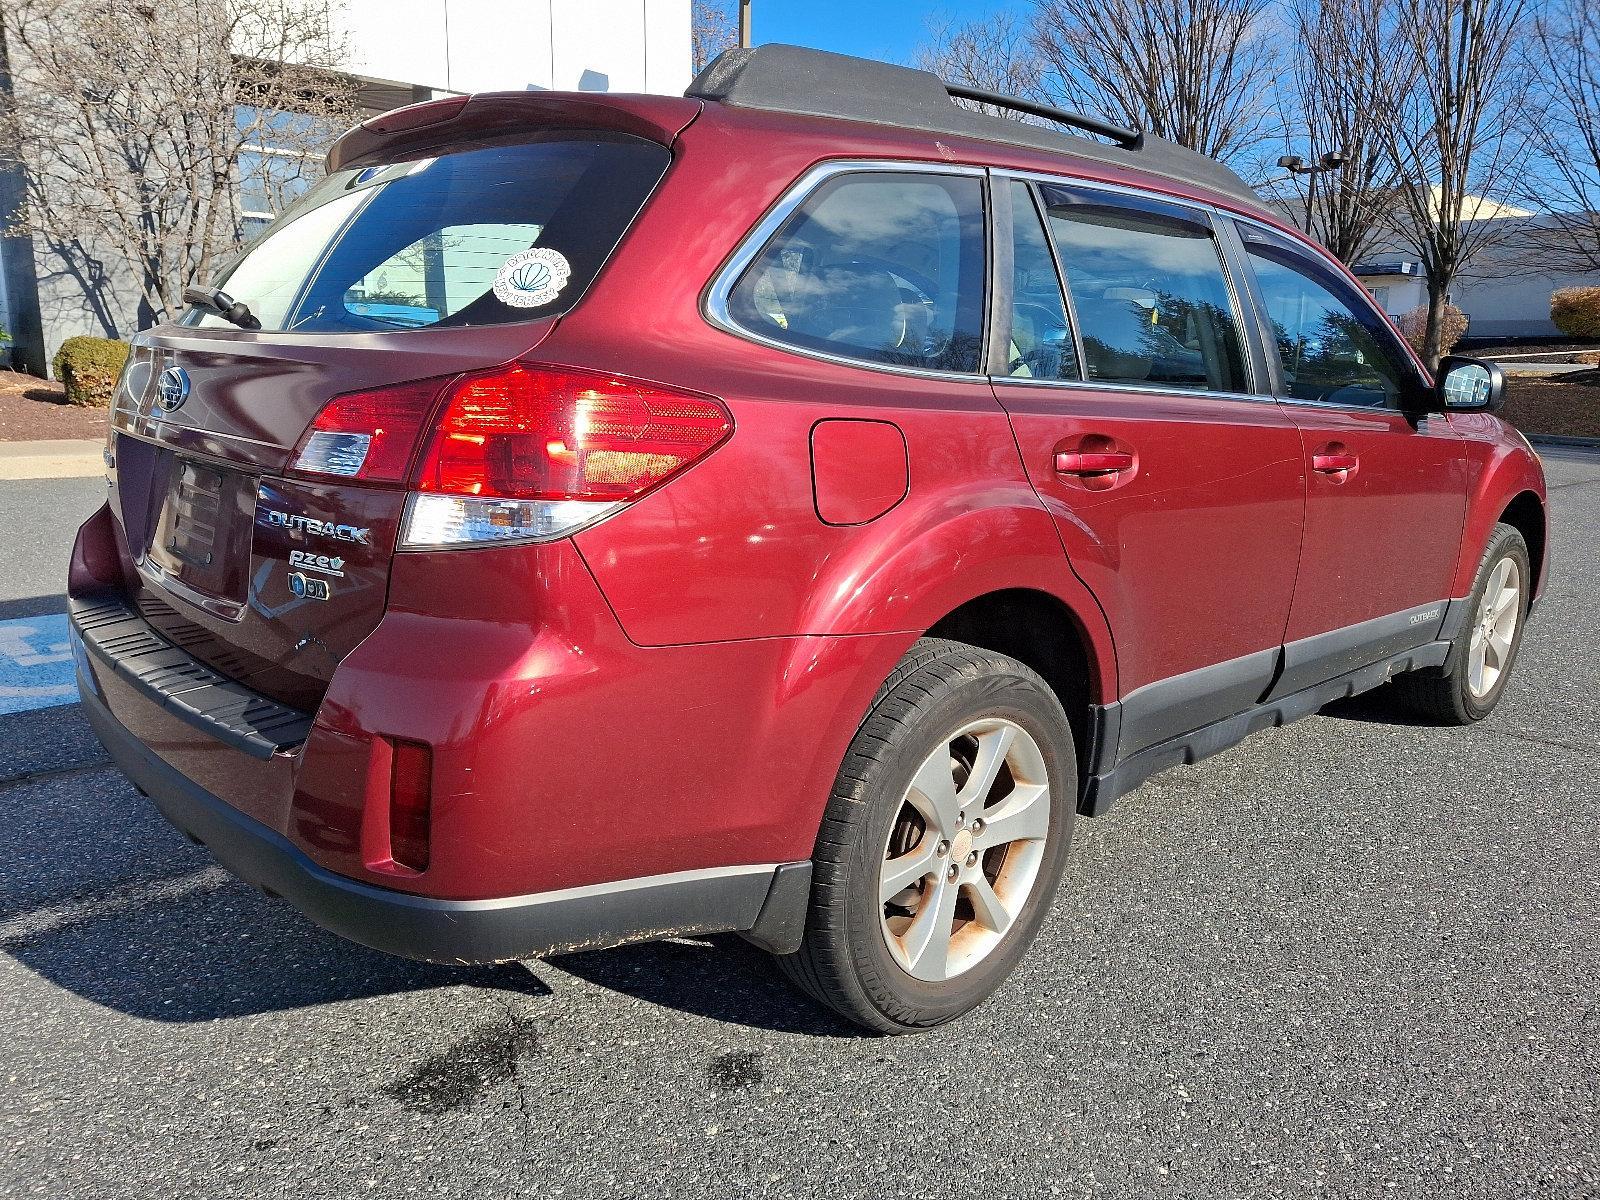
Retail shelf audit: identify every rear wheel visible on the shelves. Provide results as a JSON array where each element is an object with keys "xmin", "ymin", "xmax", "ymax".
[
  {"xmin": 1392, "ymin": 523, "xmax": 1531, "ymax": 724},
  {"xmin": 778, "ymin": 639, "xmax": 1076, "ymax": 1033}
]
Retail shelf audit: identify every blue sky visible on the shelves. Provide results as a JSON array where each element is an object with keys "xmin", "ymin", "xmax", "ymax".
[{"xmin": 750, "ymin": 1, "xmax": 1029, "ymax": 66}]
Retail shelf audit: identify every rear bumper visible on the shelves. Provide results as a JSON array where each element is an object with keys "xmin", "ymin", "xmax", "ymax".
[{"xmin": 76, "ymin": 652, "xmax": 811, "ymax": 963}]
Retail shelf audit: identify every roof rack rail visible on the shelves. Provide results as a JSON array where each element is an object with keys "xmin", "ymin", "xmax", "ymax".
[
  {"xmin": 942, "ymin": 83, "xmax": 1144, "ymax": 150},
  {"xmin": 685, "ymin": 46, "xmax": 1267, "ymax": 213}
]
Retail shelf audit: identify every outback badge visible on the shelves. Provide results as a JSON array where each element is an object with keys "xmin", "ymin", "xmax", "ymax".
[{"xmin": 288, "ymin": 571, "xmax": 331, "ymax": 601}]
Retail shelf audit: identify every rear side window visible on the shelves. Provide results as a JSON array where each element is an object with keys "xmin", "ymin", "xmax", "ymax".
[
  {"xmin": 1040, "ymin": 185, "xmax": 1247, "ymax": 393},
  {"xmin": 186, "ymin": 132, "xmax": 670, "ymax": 334},
  {"xmin": 1005, "ymin": 180, "xmax": 1079, "ymax": 381},
  {"xmin": 725, "ymin": 171, "xmax": 987, "ymax": 373},
  {"xmin": 1240, "ymin": 227, "xmax": 1417, "ymax": 409}
]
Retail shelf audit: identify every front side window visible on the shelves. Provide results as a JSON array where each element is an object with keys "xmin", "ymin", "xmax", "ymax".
[
  {"xmin": 725, "ymin": 171, "xmax": 987, "ymax": 373},
  {"xmin": 1241, "ymin": 228, "xmax": 1417, "ymax": 409},
  {"xmin": 1040, "ymin": 185, "xmax": 1247, "ymax": 393},
  {"xmin": 186, "ymin": 132, "xmax": 669, "ymax": 334}
]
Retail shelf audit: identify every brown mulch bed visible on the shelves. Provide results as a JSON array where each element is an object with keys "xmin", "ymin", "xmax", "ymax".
[
  {"xmin": 1500, "ymin": 370, "xmax": 1600, "ymax": 440},
  {"xmin": 0, "ymin": 373, "xmax": 108, "ymax": 442},
  {"xmin": 1466, "ymin": 341, "xmax": 1600, "ymax": 362}
]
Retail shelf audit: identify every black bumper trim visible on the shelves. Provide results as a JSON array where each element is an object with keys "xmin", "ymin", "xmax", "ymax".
[
  {"xmin": 81, "ymin": 679, "xmax": 804, "ymax": 964},
  {"xmin": 69, "ymin": 593, "xmax": 311, "ymax": 760}
]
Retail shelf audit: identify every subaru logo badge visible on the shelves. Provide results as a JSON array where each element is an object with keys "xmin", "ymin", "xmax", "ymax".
[{"xmin": 156, "ymin": 365, "xmax": 190, "ymax": 412}]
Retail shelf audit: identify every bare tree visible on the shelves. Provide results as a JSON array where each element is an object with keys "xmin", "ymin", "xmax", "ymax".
[
  {"xmin": 692, "ymin": 0, "xmax": 738, "ymax": 73},
  {"xmin": 1031, "ymin": 0, "xmax": 1280, "ymax": 162},
  {"xmin": 913, "ymin": 11, "xmax": 1048, "ymax": 114},
  {"xmin": 1272, "ymin": 0, "xmax": 1406, "ymax": 265},
  {"xmin": 0, "ymin": 0, "xmax": 358, "ymax": 332},
  {"xmin": 1515, "ymin": 1, "xmax": 1600, "ymax": 272},
  {"xmin": 1379, "ymin": 0, "xmax": 1531, "ymax": 367}
]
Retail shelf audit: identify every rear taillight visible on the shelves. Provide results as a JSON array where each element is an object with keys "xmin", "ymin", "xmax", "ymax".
[
  {"xmin": 291, "ymin": 362, "xmax": 730, "ymax": 547},
  {"xmin": 403, "ymin": 362, "xmax": 731, "ymax": 547},
  {"xmin": 290, "ymin": 378, "xmax": 446, "ymax": 484}
]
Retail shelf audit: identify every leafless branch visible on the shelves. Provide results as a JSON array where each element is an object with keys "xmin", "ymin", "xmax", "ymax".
[
  {"xmin": 1265, "ymin": 0, "xmax": 1407, "ymax": 265},
  {"xmin": 692, "ymin": 0, "xmax": 738, "ymax": 73},
  {"xmin": 1376, "ymin": 0, "xmax": 1533, "ymax": 366},
  {"xmin": 913, "ymin": 11, "xmax": 1049, "ymax": 116},
  {"xmin": 1512, "ymin": 2, "xmax": 1600, "ymax": 272},
  {"xmin": 0, "ymin": 0, "xmax": 359, "ymax": 329},
  {"xmin": 1031, "ymin": 0, "xmax": 1281, "ymax": 162}
]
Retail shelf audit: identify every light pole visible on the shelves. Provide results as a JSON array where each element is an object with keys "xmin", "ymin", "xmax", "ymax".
[{"xmin": 739, "ymin": 0, "xmax": 752, "ymax": 48}]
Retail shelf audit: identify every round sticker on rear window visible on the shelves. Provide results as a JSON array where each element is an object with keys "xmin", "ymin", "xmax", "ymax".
[{"xmin": 493, "ymin": 248, "xmax": 571, "ymax": 308}]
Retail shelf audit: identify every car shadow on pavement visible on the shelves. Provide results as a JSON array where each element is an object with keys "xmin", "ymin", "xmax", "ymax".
[
  {"xmin": 3, "ymin": 762, "xmax": 550, "ymax": 1021},
  {"xmin": 1318, "ymin": 685, "xmax": 1445, "ymax": 727},
  {"xmin": 546, "ymin": 935, "xmax": 866, "ymax": 1038},
  {"xmin": 0, "ymin": 593, "xmax": 67, "ymax": 621},
  {"xmin": 4, "ymin": 881, "xmax": 551, "ymax": 1022},
  {"xmin": 6, "ymin": 759, "xmax": 846, "ymax": 1033}
]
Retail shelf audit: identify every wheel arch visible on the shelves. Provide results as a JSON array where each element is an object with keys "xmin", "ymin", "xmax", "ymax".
[
  {"xmin": 924, "ymin": 587, "xmax": 1104, "ymax": 768},
  {"xmin": 1498, "ymin": 489, "xmax": 1547, "ymax": 600}
]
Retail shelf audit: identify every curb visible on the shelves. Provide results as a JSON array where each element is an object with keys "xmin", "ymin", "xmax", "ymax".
[
  {"xmin": 0, "ymin": 439, "xmax": 104, "ymax": 481},
  {"xmin": 1528, "ymin": 434, "xmax": 1600, "ymax": 450}
]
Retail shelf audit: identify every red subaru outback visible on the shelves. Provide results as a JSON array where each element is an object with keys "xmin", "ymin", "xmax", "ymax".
[{"xmin": 69, "ymin": 46, "xmax": 1547, "ymax": 1032}]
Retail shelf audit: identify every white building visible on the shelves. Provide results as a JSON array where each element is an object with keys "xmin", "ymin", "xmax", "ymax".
[
  {"xmin": 0, "ymin": 0, "xmax": 692, "ymax": 374},
  {"xmin": 1353, "ymin": 218, "xmax": 1600, "ymax": 341},
  {"xmin": 343, "ymin": 0, "xmax": 692, "ymax": 97}
]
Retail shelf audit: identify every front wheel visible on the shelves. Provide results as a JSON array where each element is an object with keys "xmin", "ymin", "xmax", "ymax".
[
  {"xmin": 1392, "ymin": 522, "xmax": 1531, "ymax": 724},
  {"xmin": 778, "ymin": 639, "xmax": 1077, "ymax": 1033}
]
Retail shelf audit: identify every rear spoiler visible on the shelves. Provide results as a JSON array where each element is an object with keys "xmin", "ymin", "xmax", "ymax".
[{"xmin": 326, "ymin": 92, "xmax": 702, "ymax": 173}]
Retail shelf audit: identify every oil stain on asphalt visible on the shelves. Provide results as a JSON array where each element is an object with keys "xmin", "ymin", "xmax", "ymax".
[
  {"xmin": 384, "ymin": 1020, "xmax": 539, "ymax": 1115},
  {"xmin": 708, "ymin": 1050, "xmax": 764, "ymax": 1091}
]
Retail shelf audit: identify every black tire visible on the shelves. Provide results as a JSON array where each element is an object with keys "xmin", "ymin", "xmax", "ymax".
[
  {"xmin": 777, "ymin": 638, "xmax": 1077, "ymax": 1034},
  {"xmin": 1391, "ymin": 523, "xmax": 1531, "ymax": 724}
]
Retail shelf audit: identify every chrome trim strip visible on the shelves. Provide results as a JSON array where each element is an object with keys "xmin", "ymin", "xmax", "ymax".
[
  {"xmin": 136, "ymin": 558, "xmax": 247, "ymax": 622},
  {"xmin": 388, "ymin": 862, "xmax": 784, "ymax": 915},
  {"xmin": 702, "ymin": 159, "xmax": 992, "ymax": 383},
  {"xmin": 992, "ymin": 375, "xmax": 1268, "ymax": 405}
]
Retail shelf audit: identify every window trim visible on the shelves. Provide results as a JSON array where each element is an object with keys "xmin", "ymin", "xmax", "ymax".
[
  {"xmin": 702, "ymin": 160, "xmax": 992, "ymax": 382},
  {"xmin": 995, "ymin": 177, "xmax": 1091, "ymax": 383}
]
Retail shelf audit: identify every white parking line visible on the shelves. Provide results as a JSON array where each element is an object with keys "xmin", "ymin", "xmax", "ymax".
[{"xmin": 0, "ymin": 866, "xmax": 233, "ymax": 947}]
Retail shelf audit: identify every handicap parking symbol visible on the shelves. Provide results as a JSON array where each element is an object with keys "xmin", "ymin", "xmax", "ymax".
[{"xmin": 0, "ymin": 614, "xmax": 78, "ymax": 715}]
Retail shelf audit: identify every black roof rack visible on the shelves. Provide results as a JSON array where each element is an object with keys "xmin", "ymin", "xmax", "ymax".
[
  {"xmin": 942, "ymin": 83, "xmax": 1144, "ymax": 151},
  {"xmin": 686, "ymin": 45, "xmax": 1266, "ymax": 213}
]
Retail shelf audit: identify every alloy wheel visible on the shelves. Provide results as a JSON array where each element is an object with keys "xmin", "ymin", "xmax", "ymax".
[
  {"xmin": 878, "ymin": 718, "xmax": 1052, "ymax": 982},
  {"xmin": 1468, "ymin": 556, "xmax": 1521, "ymax": 699}
]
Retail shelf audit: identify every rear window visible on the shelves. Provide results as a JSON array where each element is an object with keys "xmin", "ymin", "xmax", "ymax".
[{"xmin": 185, "ymin": 132, "xmax": 670, "ymax": 334}]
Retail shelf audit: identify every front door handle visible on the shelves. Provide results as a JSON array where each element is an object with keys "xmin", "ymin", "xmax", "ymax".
[
  {"xmin": 1312, "ymin": 451, "xmax": 1358, "ymax": 473},
  {"xmin": 1055, "ymin": 450, "xmax": 1134, "ymax": 476}
]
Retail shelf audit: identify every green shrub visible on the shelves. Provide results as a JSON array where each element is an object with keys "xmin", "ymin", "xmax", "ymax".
[
  {"xmin": 52, "ymin": 336, "xmax": 130, "ymax": 407},
  {"xmin": 1397, "ymin": 303, "xmax": 1468, "ymax": 356},
  {"xmin": 1551, "ymin": 287, "xmax": 1600, "ymax": 339}
]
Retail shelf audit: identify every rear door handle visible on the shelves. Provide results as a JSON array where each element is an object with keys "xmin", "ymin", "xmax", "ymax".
[
  {"xmin": 1311, "ymin": 451, "xmax": 1358, "ymax": 473},
  {"xmin": 1055, "ymin": 451, "xmax": 1134, "ymax": 476}
]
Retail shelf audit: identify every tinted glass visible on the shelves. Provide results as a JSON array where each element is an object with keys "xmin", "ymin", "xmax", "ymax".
[
  {"xmin": 1242, "ymin": 230, "xmax": 1415, "ymax": 408},
  {"xmin": 1006, "ymin": 181, "xmax": 1079, "ymax": 381},
  {"xmin": 727, "ymin": 172, "xmax": 987, "ymax": 373},
  {"xmin": 186, "ymin": 133, "xmax": 669, "ymax": 333},
  {"xmin": 1040, "ymin": 185, "xmax": 1246, "ymax": 392}
]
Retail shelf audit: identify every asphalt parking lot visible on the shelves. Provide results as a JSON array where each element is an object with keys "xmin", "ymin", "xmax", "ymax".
[{"xmin": 2, "ymin": 451, "xmax": 1596, "ymax": 1199}]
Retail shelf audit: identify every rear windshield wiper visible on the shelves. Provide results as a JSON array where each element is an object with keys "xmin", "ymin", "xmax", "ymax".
[{"xmin": 182, "ymin": 286, "xmax": 262, "ymax": 331}]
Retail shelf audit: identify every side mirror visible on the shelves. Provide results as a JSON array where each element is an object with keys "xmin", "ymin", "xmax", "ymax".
[{"xmin": 1436, "ymin": 355, "xmax": 1504, "ymax": 413}]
